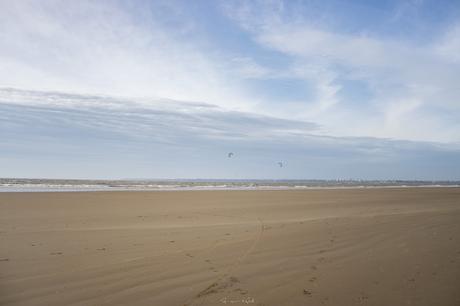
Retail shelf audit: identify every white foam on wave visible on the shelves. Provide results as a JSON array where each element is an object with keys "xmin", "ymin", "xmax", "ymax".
[{"xmin": 1, "ymin": 181, "xmax": 459, "ymax": 192}]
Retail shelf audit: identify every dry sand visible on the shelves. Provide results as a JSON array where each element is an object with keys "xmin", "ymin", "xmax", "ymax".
[{"xmin": 1, "ymin": 188, "xmax": 459, "ymax": 306}]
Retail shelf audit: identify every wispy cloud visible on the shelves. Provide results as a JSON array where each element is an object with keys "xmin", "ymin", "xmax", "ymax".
[
  {"xmin": 436, "ymin": 23, "xmax": 460, "ymax": 63},
  {"xmin": 221, "ymin": 1, "xmax": 460, "ymax": 142},
  {"xmin": 0, "ymin": 0, "xmax": 258, "ymax": 110}
]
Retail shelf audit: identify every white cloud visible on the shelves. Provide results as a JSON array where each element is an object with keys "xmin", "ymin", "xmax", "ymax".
[
  {"xmin": 222, "ymin": 2, "xmax": 460, "ymax": 142},
  {"xmin": 0, "ymin": 0, "xmax": 258, "ymax": 111}
]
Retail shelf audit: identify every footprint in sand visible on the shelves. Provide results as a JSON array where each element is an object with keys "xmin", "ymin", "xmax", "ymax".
[
  {"xmin": 303, "ymin": 289, "xmax": 312, "ymax": 297},
  {"xmin": 233, "ymin": 288, "xmax": 248, "ymax": 295},
  {"xmin": 50, "ymin": 252, "xmax": 63, "ymax": 255},
  {"xmin": 197, "ymin": 276, "xmax": 240, "ymax": 297},
  {"xmin": 357, "ymin": 294, "xmax": 369, "ymax": 303},
  {"xmin": 96, "ymin": 248, "xmax": 106, "ymax": 251},
  {"xmin": 0, "ymin": 258, "xmax": 9, "ymax": 262},
  {"xmin": 229, "ymin": 276, "xmax": 239, "ymax": 283},
  {"xmin": 185, "ymin": 253, "xmax": 194, "ymax": 258},
  {"xmin": 309, "ymin": 277, "xmax": 317, "ymax": 282},
  {"xmin": 169, "ymin": 240, "xmax": 175, "ymax": 243}
]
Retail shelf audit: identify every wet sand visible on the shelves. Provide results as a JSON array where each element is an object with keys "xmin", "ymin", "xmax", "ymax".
[{"xmin": 1, "ymin": 188, "xmax": 459, "ymax": 305}]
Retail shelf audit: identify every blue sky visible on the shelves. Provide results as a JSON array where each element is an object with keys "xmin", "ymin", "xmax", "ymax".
[{"xmin": 0, "ymin": 0, "xmax": 459, "ymax": 179}]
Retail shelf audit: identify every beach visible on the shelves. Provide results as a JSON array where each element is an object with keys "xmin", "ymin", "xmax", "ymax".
[{"xmin": 1, "ymin": 188, "xmax": 459, "ymax": 305}]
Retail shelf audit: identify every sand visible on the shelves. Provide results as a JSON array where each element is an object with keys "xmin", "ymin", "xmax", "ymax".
[{"xmin": 1, "ymin": 188, "xmax": 459, "ymax": 306}]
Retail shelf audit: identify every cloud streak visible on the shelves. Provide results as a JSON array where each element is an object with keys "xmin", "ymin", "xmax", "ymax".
[{"xmin": 1, "ymin": 88, "xmax": 459, "ymax": 180}]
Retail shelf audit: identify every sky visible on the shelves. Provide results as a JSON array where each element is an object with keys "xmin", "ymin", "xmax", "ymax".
[{"xmin": 0, "ymin": 0, "xmax": 460, "ymax": 180}]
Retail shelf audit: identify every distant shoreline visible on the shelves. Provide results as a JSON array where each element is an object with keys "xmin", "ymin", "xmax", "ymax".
[{"xmin": 1, "ymin": 184, "xmax": 460, "ymax": 193}]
